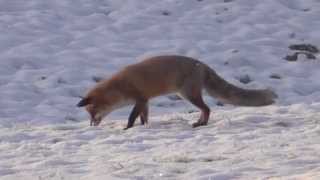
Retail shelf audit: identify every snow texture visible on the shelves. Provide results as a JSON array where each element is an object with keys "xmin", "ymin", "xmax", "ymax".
[{"xmin": 0, "ymin": 0, "xmax": 320, "ymax": 179}]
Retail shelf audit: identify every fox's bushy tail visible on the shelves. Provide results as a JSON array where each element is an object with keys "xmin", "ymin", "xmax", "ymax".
[{"xmin": 204, "ymin": 67, "xmax": 277, "ymax": 106}]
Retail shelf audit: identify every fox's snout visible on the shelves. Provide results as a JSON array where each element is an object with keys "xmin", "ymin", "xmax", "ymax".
[
  {"xmin": 77, "ymin": 97, "xmax": 90, "ymax": 107},
  {"xmin": 77, "ymin": 97, "xmax": 102, "ymax": 126}
]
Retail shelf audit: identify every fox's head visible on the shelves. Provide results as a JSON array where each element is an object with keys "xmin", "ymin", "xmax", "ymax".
[{"xmin": 77, "ymin": 88, "xmax": 131, "ymax": 126}]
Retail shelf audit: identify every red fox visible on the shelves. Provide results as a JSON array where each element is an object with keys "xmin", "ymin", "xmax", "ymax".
[{"xmin": 77, "ymin": 55, "xmax": 277, "ymax": 129}]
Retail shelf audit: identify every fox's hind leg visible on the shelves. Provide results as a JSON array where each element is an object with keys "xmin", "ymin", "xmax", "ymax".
[
  {"xmin": 189, "ymin": 96, "xmax": 210, "ymax": 128},
  {"xmin": 179, "ymin": 84, "xmax": 210, "ymax": 128}
]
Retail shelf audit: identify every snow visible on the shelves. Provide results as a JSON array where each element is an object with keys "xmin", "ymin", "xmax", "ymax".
[{"xmin": 0, "ymin": 0, "xmax": 320, "ymax": 179}]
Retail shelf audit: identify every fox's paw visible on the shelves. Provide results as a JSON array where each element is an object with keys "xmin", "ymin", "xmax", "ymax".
[
  {"xmin": 123, "ymin": 126, "xmax": 132, "ymax": 130},
  {"xmin": 192, "ymin": 121, "xmax": 208, "ymax": 128}
]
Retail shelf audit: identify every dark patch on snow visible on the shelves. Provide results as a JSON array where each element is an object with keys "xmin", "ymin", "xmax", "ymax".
[
  {"xmin": 289, "ymin": 44, "xmax": 319, "ymax": 54},
  {"xmin": 232, "ymin": 49, "xmax": 239, "ymax": 53},
  {"xmin": 217, "ymin": 19, "xmax": 223, "ymax": 23},
  {"xmin": 57, "ymin": 78, "xmax": 67, "ymax": 84},
  {"xmin": 50, "ymin": 138, "xmax": 64, "ymax": 144},
  {"xmin": 285, "ymin": 43, "xmax": 318, "ymax": 61},
  {"xmin": 302, "ymin": 8, "xmax": 311, "ymax": 12},
  {"xmin": 270, "ymin": 73, "xmax": 281, "ymax": 79},
  {"xmin": 274, "ymin": 121, "xmax": 290, "ymax": 127},
  {"xmin": 162, "ymin": 11, "xmax": 171, "ymax": 16},
  {"xmin": 285, "ymin": 52, "xmax": 316, "ymax": 61},
  {"xmin": 238, "ymin": 74, "xmax": 252, "ymax": 84}
]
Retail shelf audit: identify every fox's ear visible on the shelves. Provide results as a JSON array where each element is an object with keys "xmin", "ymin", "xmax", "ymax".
[{"xmin": 77, "ymin": 97, "xmax": 90, "ymax": 107}]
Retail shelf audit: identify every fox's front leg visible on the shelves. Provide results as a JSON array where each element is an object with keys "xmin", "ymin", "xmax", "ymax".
[
  {"xmin": 140, "ymin": 104, "xmax": 149, "ymax": 125},
  {"xmin": 124, "ymin": 100, "xmax": 147, "ymax": 130}
]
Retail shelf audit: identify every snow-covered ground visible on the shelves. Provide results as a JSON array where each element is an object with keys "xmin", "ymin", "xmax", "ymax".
[{"xmin": 1, "ymin": 0, "xmax": 320, "ymax": 179}]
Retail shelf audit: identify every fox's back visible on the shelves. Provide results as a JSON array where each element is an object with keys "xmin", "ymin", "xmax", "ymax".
[{"xmin": 113, "ymin": 55, "xmax": 207, "ymax": 98}]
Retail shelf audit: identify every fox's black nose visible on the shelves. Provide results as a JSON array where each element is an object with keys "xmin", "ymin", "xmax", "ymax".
[{"xmin": 77, "ymin": 97, "xmax": 90, "ymax": 107}]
